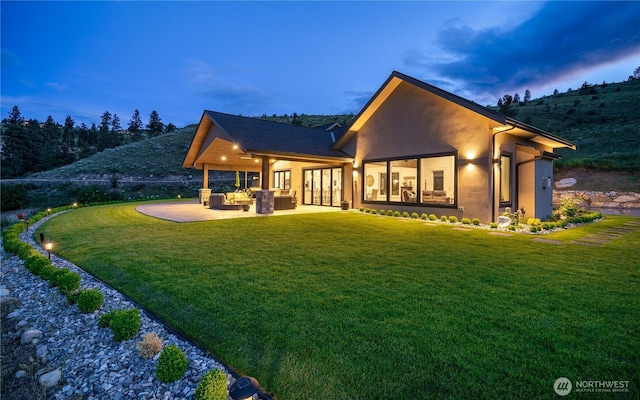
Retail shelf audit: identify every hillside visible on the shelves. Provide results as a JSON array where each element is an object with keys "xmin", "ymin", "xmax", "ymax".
[{"xmin": 4, "ymin": 79, "xmax": 639, "ymax": 212}]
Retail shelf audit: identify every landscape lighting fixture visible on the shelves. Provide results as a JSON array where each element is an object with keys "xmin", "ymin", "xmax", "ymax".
[
  {"xmin": 45, "ymin": 241, "xmax": 53, "ymax": 260},
  {"xmin": 229, "ymin": 376, "xmax": 259, "ymax": 400}
]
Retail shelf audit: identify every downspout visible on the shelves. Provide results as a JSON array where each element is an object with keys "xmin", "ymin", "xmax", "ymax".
[{"xmin": 491, "ymin": 126, "xmax": 515, "ymax": 222}]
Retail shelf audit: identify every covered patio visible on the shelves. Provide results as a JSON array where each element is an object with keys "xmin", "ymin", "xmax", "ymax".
[{"xmin": 136, "ymin": 200, "xmax": 342, "ymax": 222}]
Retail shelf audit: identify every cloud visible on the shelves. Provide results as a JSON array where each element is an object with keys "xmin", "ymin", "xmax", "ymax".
[
  {"xmin": 341, "ymin": 90, "xmax": 375, "ymax": 114},
  {"xmin": 404, "ymin": 2, "xmax": 640, "ymax": 103},
  {"xmin": 199, "ymin": 85, "xmax": 275, "ymax": 115},
  {"xmin": 45, "ymin": 82, "xmax": 67, "ymax": 91}
]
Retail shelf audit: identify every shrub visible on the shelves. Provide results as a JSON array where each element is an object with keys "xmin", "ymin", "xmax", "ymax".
[
  {"xmin": 449, "ymin": 216, "xmax": 458, "ymax": 223},
  {"xmin": 110, "ymin": 308, "xmax": 141, "ymax": 341},
  {"xmin": 136, "ymin": 332, "xmax": 163, "ymax": 359},
  {"xmin": 393, "ymin": 211, "xmax": 401, "ymax": 218},
  {"xmin": 379, "ymin": 209, "xmax": 385, "ymax": 215},
  {"xmin": 371, "ymin": 209, "xmax": 377, "ymax": 215},
  {"xmin": 194, "ymin": 369, "xmax": 228, "ymax": 400},
  {"xmin": 77, "ymin": 289, "xmax": 104, "ymax": 313},
  {"xmin": 358, "ymin": 207, "xmax": 364, "ymax": 212},
  {"xmin": 50, "ymin": 268, "xmax": 71, "ymax": 287},
  {"xmin": 25, "ymin": 252, "xmax": 50, "ymax": 275},
  {"xmin": 429, "ymin": 214, "xmax": 437, "ymax": 221},
  {"xmin": 386, "ymin": 210, "xmax": 394, "ymax": 216},
  {"xmin": 402, "ymin": 211, "xmax": 410, "ymax": 218},
  {"xmin": 411, "ymin": 212, "xmax": 419, "ymax": 219},
  {"xmin": 490, "ymin": 222, "xmax": 498, "ymax": 229},
  {"xmin": 461, "ymin": 217, "xmax": 471, "ymax": 225},
  {"xmin": 156, "ymin": 344, "xmax": 188, "ymax": 383},
  {"xmin": 508, "ymin": 225, "xmax": 516, "ymax": 231},
  {"xmin": 39, "ymin": 264, "xmax": 57, "ymax": 282},
  {"xmin": 421, "ymin": 213, "xmax": 428, "ymax": 220},
  {"xmin": 67, "ymin": 289, "xmax": 81, "ymax": 305},
  {"xmin": 57, "ymin": 272, "xmax": 81, "ymax": 295},
  {"xmin": 100, "ymin": 309, "xmax": 141, "ymax": 341},
  {"xmin": 364, "ymin": 208, "xmax": 371, "ymax": 214},
  {"xmin": 472, "ymin": 218, "xmax": 480, "ymax": 226}
]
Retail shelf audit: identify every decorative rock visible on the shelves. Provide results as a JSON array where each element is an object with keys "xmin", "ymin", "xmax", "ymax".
[
  {"xmin": 15, "ymin": 370, "xmax": 28, "ymax": 379},
  {"xmin": 21, "ymin": 328, "xmax": 43, "ymax": 344},
  {"xmin": 497, "ymin": 216, "xmax": 512, "ymax": 228},
  {"xmin": 614, "ymin": 195, "xmax": 638, "ymax": 203},
  {"xmin": 37, "ymin": 344, "xmax": 48, "ymax": 360},
  {"xmin": 39, "ymin": 368, "xmax": 62, "ymax": 389},
  {"xmin": 6, "ymin": 310, "xmax": 22, "ymax": 319},
  {"xmin": 0, "ymin": 286, "xmax": 10, "ymax": 296},
  {"xmin": 555, "ymin": 178, "xmax": 577, "ymax": 188},
  {"xmin": 0, "ymin": 296, "xmax": 21, "ymax": 318}
]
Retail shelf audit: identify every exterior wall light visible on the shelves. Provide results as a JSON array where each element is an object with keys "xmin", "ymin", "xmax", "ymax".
[
  {"xmin": 45, "ymin": 241, "xmax": 53, "ymax": 260},
  {"xmin": 542, "ymin": 177, "xmax": 552, "ymax": 189},
  {"xmin": 229, "ymin": 376, "xmax": 259, "ymax": 400}
]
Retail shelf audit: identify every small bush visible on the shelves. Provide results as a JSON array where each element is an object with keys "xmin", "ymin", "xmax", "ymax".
[
  {"xmin": 429, "ymin": 214, "xmax": 437, "ymax": 221},
  {"xmin": 472, "ymin": 218, "xmax": 480, "ymax": 226},
  {"xmin": 449, "ymin": 216, "xmax": 458, "ymax": 223},
  {"xmin": 420, "ymin": 213, "xmax": 428, "ymax": 220},
  {"xmin": 402, "ymin": 211, "xmax": 410, "ymax": 218},
  {"xmin": 386, "ymin": 210, "xmax": 394, "ymax": 216},
  {"xmin": 66, "ymin": 289, "xmax": 81, "ymax": 305},
  {"xmin": 136, "ymin": 332, "xmax": 163, "ymax": 359},
  {"xmin": 508, "ymin": 225, "xmax": 516, "ymax": 231},
  {"xmin": 194, "ymin": 369, "xmax": 228, "ymax": 400},
  {"xmin": 77, "ymin": 289, "xmax": 104, "ymax": 313},
  {"xmin": 99, "ymin": 312, "xmax": 114, "ymax": 328},
  {"xmin": 50, "ymin": 268, "xmax": 71, "ymax": 287},
  {"xmin": 440, "ymin": 215, "xmax": 447, "ymax": 222},
  {"xmin": 364, "ymin": 208, "xmax": 371, "ymax": 214},
  {"xmin": 156, "ymin": 344, "xmax": 188, "ymax": 383},
  {"xmin": 110, "ymin": 308, "xmax": 141, "ymax": 341},
  {"xmin": 393, "ymin": 211, "xmax": 401, "ymax": 218},
  {"xmin": 57, "ymin": 271, "xmax": 81, "ymax": 295},
  {"xmin": 358, "ymin": 207, "xmax": 364, "ymax": 212},
  {"xmin": 411, "ymin": 212, "xmax": 419, "ymax": 219},
  {"xmin": 379, "ymin": 209, "xmax": 385, "ymax": 215},
  {"xmin": 39, "ymin": 264, "xmax": 57, "ymax": 282},
  {"xmin": 461, "ymin": 217, "xmax": 471, "ymax": 225},
  {"xmin": 490, "ymin": 222, "xmax": 498, "ymax": 229},
  {"xmin": 25, "ymin": 252, "xmax": 50, "ymax": 275},
  {"xmin": 371, "ymin": 209, "xmax": 377, "ymax": 215}
]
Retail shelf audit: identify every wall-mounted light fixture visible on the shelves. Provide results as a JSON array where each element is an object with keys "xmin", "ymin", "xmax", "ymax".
[
  {"xmin": 229, "ymin": 376, "xmax": 259, "ymax": 400},
  {"xmin": 492, "ymin": 158, "xmax": 501, "ymax": 166},
  {"xmin": 542, "ymin": 177, "xmax": 552, "ymax": 189}
]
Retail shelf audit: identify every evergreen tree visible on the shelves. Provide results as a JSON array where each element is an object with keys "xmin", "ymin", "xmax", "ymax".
[
  {"xmin": 62, "ymin": 115, "xmax": 76, "ymax": 162},
  {"xmin": 1, "ymin": 106, "xmax": 28, "ymax": 177},
  {"xmin": 524, "ymin": 89, "xmax": 531, "ymax": 103},
  {"xmin": 111, "ymin": 113, "xmax": 123, "ymax": 147},
  {"xmin": 165, "ymin": 122, "xmax": 177, "ymax": 133},
  {"xmin": 98, "ymin": 111, "xmax": 112, "ymax": 151},
  {"xmin": 497, "ymin": 94, "xmax": 518, "ymax": 118},
  {"xmin": 513, "ymin": 93, "xmax": 521, "ymax": 103},
  {"xmin": 40, "ymin": 115, "xmax": 61, "ymax": 170},
  {"xmin": 147, "ymin": 110, "xmax": 163, "ymax": 137},
  {"xmin": 128, "ymin": 109, "xmax": 144, "ymax": 141}
]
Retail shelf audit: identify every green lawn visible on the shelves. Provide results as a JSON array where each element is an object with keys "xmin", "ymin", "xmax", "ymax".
[{"xmin": 36, "ymin": 204, "xmax": 640, "ymax": 399}]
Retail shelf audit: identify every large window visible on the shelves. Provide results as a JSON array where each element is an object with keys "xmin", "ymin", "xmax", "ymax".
[
  {"xmin": 303, "ymin": 167, "xmax": 343, "ymax": 206},
  {"xmin": 363, "ymin": 154, "xmax": 456, "ymax": 205},
  {"xmin": 273, "ymin": 170, "xmax": 291, "ymax": 190},
  {"xmin": 500, "ymin": 154, "xmax": 511, "ymax": 204}
]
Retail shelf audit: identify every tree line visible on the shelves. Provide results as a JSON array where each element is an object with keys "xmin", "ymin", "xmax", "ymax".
[{"xmin": 1, "ymin": 106, "xmax": 177, "ymax": 178}]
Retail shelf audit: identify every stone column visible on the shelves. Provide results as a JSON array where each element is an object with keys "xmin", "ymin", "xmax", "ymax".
[
  {"xmin": 199, "ymin": 189, "xmax": 211, "ymax": 206},
  {"xmin": 255, "ymin": 190, "xmax": 275, "ymax": 215}
]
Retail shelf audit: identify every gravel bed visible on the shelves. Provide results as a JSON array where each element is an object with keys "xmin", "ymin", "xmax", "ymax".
[{"xmin": 1, "ymin": 214, "xmax": 236, "ymax": 399}]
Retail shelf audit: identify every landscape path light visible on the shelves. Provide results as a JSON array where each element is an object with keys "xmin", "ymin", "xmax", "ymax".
[
  {"xmin": 229, "ymin": 376, "xmax": 259, "ymax": 400},
  {"xmin": 45, "ymin": 241, "xmax": 53, "ymax": 260}
]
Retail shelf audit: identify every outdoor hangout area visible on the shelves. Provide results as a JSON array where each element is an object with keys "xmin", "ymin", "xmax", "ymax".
[{"xmin": 26, "ymin": 201, "xmax": 640, "ymax": 399}]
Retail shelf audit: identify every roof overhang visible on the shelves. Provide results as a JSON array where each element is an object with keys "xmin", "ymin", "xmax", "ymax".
[{"xmin": 505, "ymin": 117, "xmax": 576, "ymax": 150}]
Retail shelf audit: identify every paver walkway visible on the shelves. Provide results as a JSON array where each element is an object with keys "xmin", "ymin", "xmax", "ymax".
[{"xmin": 569, "ymin": 219, "xmax": 640, "ymax": 246}]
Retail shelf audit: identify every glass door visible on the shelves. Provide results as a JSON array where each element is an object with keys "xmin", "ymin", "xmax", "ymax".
[
  {"xmin": 302, "ymin": 167, "xmax": 344, "ymax": 207},
  {"xmin": 332, "ymin": 168, "xmax": 342, "ymax": 206},
  {"xmin": 304, "ymin": 170, "xmax": 313, "ymax": 205}
]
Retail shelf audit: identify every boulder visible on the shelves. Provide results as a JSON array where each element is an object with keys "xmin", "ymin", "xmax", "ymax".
[
  {"xmin": 1, "ymin": 296, "xmax": 21, "ymax": 318},
  {"xmin": 21, "ymin": 329, "xmax": 43, "ymax": 345},
  {"xmin": 614, "ymin": 195, "xmax": 639, "ymax": 203},
  {"xmin": 555, "ymin": 178, "xmax": 577, "ymax": 189},
  {"xmin": 39, "ymin": 368, "xmax": 62, "ymax": 389},
  {"xmin": 497, "ymin": 216, "xmax": 512, "ymax": 228}
]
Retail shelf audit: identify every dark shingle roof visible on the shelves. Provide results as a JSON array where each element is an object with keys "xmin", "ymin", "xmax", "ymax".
[{"xmin": 205, "ymin": 111, "xmax": 352, "ymax": 158}]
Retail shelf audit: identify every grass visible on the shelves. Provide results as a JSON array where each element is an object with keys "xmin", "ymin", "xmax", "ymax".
[{"xmin": 36, "ymin": 204, "xmax": 640, "ymax": 399}]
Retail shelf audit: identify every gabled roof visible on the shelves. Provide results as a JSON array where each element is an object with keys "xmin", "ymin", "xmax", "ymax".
[
  {"xmin": 333, "ymin": 71, "xmax": 575, "ymax": 150},
  {"xmin": 182, "ymin": 111, "xmax": 352, "ymax": 169}
]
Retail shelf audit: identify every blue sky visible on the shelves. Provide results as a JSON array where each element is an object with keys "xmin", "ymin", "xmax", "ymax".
[{"xmin": 2, "ymin": 1, "xmax": 639, "ymax": 128}]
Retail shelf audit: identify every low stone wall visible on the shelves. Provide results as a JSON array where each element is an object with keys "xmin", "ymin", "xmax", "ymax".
[{"xmin": 553, "ymin": 190, "xmax": 640, "ymax": 210}]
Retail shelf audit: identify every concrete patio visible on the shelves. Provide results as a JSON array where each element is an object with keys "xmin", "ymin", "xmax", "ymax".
[{"xmin": 136, "ymin": 199, "xmax": 342, "ymax": 222}]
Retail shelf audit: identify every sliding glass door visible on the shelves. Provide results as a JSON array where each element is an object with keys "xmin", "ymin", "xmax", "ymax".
[{"xmin": 303, "ymin": 167, "xmax": 343, "ymax": 206}]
